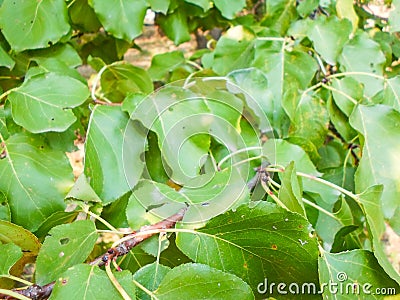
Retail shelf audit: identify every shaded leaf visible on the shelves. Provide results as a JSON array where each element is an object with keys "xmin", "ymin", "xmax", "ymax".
[
  {"xmin": 157, "ymin": 10, "xmax": 191, "ymax": 45},
  {"xmin": 35, "ymin": 220, "xmax": 98, "ymax": 285},
  {"xmin": 85, "ymin": 106, "xmax": 147, "ymax": 204},
  {"xmin": 0, "ymin": 0, "xmax": 70, "ymax": 52},
  {"xmin": 8, "ymin": 73, "xmax": 89, "ymax": 133},
  {"xmin": 100, "ymin": 63, "xmax": 153, "ymax": 102},
  {"xmin": 176, "ymin": 202, "xmax": 319, "ymax": 296},
  {"xmin": 68, "ymin": 0, "xmax": 101, "ymax": 32},
  {"xmin": 89, "ymin": 0, "xmax": 147, "ymax": 41},
  {"xmin": 331, "ymin": 77, "xmax": 364, "ymax": 116},
  {"xmin": 184, "ymin": 0, "xmax": 211, "ymax": 12},
  {"xmin": 278, "ymin": 161, "xmax": 306, "ymax": 216},
  {"xmin": 148, "ymin": 51, "xmax": 186, "ymax": 82},
  {"xmin": 262, "ymin": 0, "xmax": 298, "ymax": 35},
  {"xmin": 50, "ymin": 264, "xmax": 135, "ymax": 299},
  {"xmin": 154, "ymin": 263, "xmax": 254, "ymax": 299},
  {"xmin": 0, "ymin": 134, "xmax": 73, "ymax": 231},
  {"xmin": 0, "ymin": 45, "xmax": 14, "ymax": 69},
  {"xmin": 133, "ymin": 262, "xmax": 170, "ymax": 300}
]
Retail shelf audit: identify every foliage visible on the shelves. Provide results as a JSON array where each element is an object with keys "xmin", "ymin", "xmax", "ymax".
[{"xmin": 0, "ymin": 0, "xmax": 399, "ymax": 299}]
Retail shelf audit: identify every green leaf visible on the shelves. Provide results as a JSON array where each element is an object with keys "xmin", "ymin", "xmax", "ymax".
[
  {"xmin": 278, "ymin": 161, "xmax": 306, "ymax": 216},
  {"xmin": 154, "ymin": 263, "xmax": 254, "ymax": 299},
  {"xmin": 34, "ymin": 211, "xmax": 79, "ymax": 241},
  {"xmin": 213, "ymin": 0, "xmax": 246, "ymax": 19},
  {"xmin": 327, "ymin": 96, "xmax": 358, "ymax": 142},
  {"xmin": 287, "ymin": 93, "xmax": 329, "ymax": 157},
  {"xmin": 148, "ymin": 51, "xmax": 186, "ymax": 82},
  {"xmin": 157, "ymin": 9, "xmax": 191, "ymax": 45},
  {"xmin": 148, "ymin": 0, "xmax": 170, "ymax": 14},
  {"xmin": 358, "ymin": 185, "xmax": 400, "ymax": 284},
  {"xmin": 0, "ymin": 45, "xmax": 14, "ymax": 69},
  {"xmin": 372, "ymin": 76, "xmax": 400, "ymax": 112},
  {"xmin": 211, "ymin": 26, "xmax": 256, "ymax": 75},
  {"xmin": 331, "ymin": 225, "xmax": 360, "ymax": 253},
  {"xmin": 184, "ymin": 0, "xmax": 211, "ymax": 12},
  {"xmin": 262, "ymin": 0, "xmax": 298, "ymax": 35},
  {"xmin": 131, "ymin": 85, "xmax": 211, "ymax": 184},
  {"xmin": 0, "ymin": 134, "xmax": 73, "ymax": 231},
  {"xmin": 100, "ymin": 63, "xmax": 153, "ymax": 102},
  {"xmin": 338, "ymin": 32, "xmax": 386, "ymax": 97},
  {"xmin": 66, "ymin": 174, "xmax": 102, "ymax": 205},
  {"xmin": 30, "ymin": 44, "xmax": 82, "ymax": 68},
  {"xmin": 176, "ymin": 202, "xmax": 319, "ymax": 296},
  {"xmin": 0, "ymin": 0, "xmax": 70, "ymax": 52},
  {"xmin": 350, "ymin": 105, "xmax": 400, "ymax": 221},
  {"xmin": 85, "ymin": 106, "xmax": 147, "ymax": 204},
  {"xmin": 133, "ymin": 262, "xmax": 170, "ymax": 300},
  {"xmin": 297, "ymin": 0, "xmax": 318, "ymax": 17},
  {"xmin": 8, "ymin": 73, "xmax": 89, "ymax": 133},
  {"xmin": 89, "ymin": 0, "xmax": 147, "ymax": 41},
  {"xmin": 307, "ymin": 16, "xmax": 352, "ymax": 65},
  {"xmin": 50, "ymin": 264, "xmax": 136, "ymax": 299},
  {"xmin": 331, "ymin": 77, "xmax": 364, "ymax": 116},
  {"xmin": 35, "ymin": 220, "xmax": 98, "ymax": 285},
  {"xmin": 336, "ymin": 0, "xmax": 359, "ymax": 32},
  {"xmin": 389, "ymin": 0, "xmax": 400, "ymax": 33},
  {"xmin": 0, "ymin": 243, "xmax": 22, "ymax": 276},
  {"xmin": 68, "ymin": 0, "xmax": 101, "ymax": 32},
  {"xmin": 319, "ymin": 250, "xmax": 399, "ymax": 298}
]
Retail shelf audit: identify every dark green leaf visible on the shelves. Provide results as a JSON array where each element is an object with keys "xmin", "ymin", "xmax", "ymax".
[
  {"xmin": 34, "ymin": 211, "xmax": 79, "ymax": 241},
  {"xmin": 35, "ymin": 220, "xmax": 98, "ymax": 285},
  {"xmin": 68, "ymin": 0, "xmax": 101, "ymax": 32},
  {"xmin": 330, "ymin": 225, "xmax": 360, "ymax": 253},
  {"xmin": 50, "ymin": 264, "xmax": 135, "ymax": 299},
  {"xmin": 8, "ymin": 73, "xmax": 89, "ymax": 133},
  {"xmin": 133, "ymin": 262, "xmax": 170, "ymax": 300},
  {"xmin": 85, "ymin": 106, "xmax": 146, "ymax": 204},
  {"xmin": 177, "ymin": 202, "xmax": 319, "ymax": 296},
  {"xmin": 0, "ymin": 134, "xmax": 73, "ymax": 231},
  {"xmin": 154, "ymin": 263, "xmax": 254, "ymax": 299},
  {"xmin": 262, "ymin": 0, "xmax": 298, "ymax": 35},
  {"xmin": 0, "ymin": 0, "xmax": 70, "ymax": 52},
  {"xmin": 100, "ymin": 63, "xmax": 153, "ymax": 102},
  {"xmin": 148, "ymin": 51, "xmax": 186, "ymax": 82},
  {"xmin": 184, "ymin": 0, "xmax": 211, "ymax": 12},
  {"xmin": 157, "ymin": 10, "xmax": 191, "ymax": 45},
  {"xmin": 89, "ymin": 0, "xmax": 147, "ymax": 41},
  {"xmin": 0, "ymin": 45, "xmax": 14, "ymax": 69}
]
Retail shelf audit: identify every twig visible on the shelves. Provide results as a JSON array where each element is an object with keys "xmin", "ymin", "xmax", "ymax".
[{"xmin": 0, "ymin": 208, "xmax": 187, "ymax": 300}]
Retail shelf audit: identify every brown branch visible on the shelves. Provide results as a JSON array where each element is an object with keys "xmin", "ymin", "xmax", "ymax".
[{"xmin": 0, "ymin": 207, "xmax": 187, "ymax": 300}]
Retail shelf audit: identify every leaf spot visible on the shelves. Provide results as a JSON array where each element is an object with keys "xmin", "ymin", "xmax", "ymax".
[
  {"xmin": 271, "ymin": 244, "xmax": 278, "ymax": 250},
  {"xmin": 59, "ymin": 251, "xmax": 64, "ymax": 257},
  {"xmin": 298, "ymin": 239, "xmax": 308, "ymax": 246},
  {"xmin": 59, "ymin": 237, "xmax": 70, "ymax": 245},
  {"xmin": 272, "ymin": 225, "xmax": 277, "ymax": 230}
]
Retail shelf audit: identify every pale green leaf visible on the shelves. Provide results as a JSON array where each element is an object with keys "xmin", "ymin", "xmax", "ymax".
[
  {"xmin": 8, "ymin": 73, "xmax": 89, "ymax": 133},
  {"xmin": 389, "ymin": 0, "xmax": 400, "ymax": 33},
  {"xmin": 133, "ymin": 262, "xmax": 170, "ymax": 300},
  {"xmin": 214, "ymin": 0, "xmax": 246, "ymax": 19},
  {"xmin": 0, "ymin": 243, "xmax": 22, "ymax": 276},
  {"xmin": 0, "ymin": 0, "xmax": 70, "ymax": 52},
  {"xmin": 336, "ymin": 0, "xmax": 359, "ymax": 32},
  {"xmin": 148, "ymin": 51, "xmax": 186, "ymax": 82},
  {"xmin": 0, "ymin": 45, "xmax": 14, "ymax": 69}
]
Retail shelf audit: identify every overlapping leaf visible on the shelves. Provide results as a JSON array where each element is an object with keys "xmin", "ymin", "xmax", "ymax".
[
  {"xmin": 85, "ymin": 106, "xmax": 147, "ymax": 204},
  {"xmin": 176, "ymin": 202, "xmax": 319, "ymax": 297},
  {"xmin": 8, "ymin": 73, "xmax": 89, "ymax": 133},
  {"xmin": 0, "ymin": 134, "xmax": 73, "ymax": 231}
]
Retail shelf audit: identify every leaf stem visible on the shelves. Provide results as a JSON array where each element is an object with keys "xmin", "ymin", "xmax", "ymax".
[
  {"xmin": 322, "ymin": 83, "xmax": 358, "ymax": 105},
  {"xmin": 217, "ymin": 146, "xmax": 263, "ymax": 169},
  {"xmin": 327, "ymin": 71, "xmax": 385, "ymax": 81},
  {"xmin": 0, "ymin": 289, "xmax": 31, "ymax": 300},
  {"xmin": 85, "ymin": 209, "xmax": 120, "ymax": 233},
  {"xmin": 105, "ymin": 263, "xmax": 132, "ymax": 300},
  {"xmin": 260, "ymin": 180, "xmax": 289, "ymax": 210},
  {"xmin": 132, "ymin": 278, "xmax": 159, "ymax": 300},
  {"xmin": 0, "ymin": 275, "xmax": 32, "ymax": 286},
  {"xmin": 0, "ymin": 88, "xmax": 17, "ymax": 103},
  {"xmin": 186, "ymin": 60, "xmax": 203, "ymax": 71}
]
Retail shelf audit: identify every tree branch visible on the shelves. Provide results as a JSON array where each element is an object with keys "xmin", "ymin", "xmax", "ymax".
[{"xmin": 0, "ymin": 207, "xmax": 187, "ymax": 300}]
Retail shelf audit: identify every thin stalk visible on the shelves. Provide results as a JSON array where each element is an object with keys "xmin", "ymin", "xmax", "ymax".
[
  {"xmin": 186, "ymin": 60, "xmax": 203, "ymax": 71},
  {"xmin": 327, "ymin": 71, "xmax": 385, "ymax": 81},
  {"xmin": 322, "ymin": 83, "xmax": 358, "ymax": 105},
  {"xmin": 0, "ymin": 289, "xmax": 31, "ymax": 300},
  {"xmin": 105, "ymin": 263, "xmax": 132, "ymax": 300},
  {"xmin": 218, "ymin": 146, "xmax": 263, "ymax": 169},
  {"xmin": 85, "ymin": 209, "xmax": 120, "ymax": 233},
  {"xmin": 1, "ymin": 275, "xmax": 32, "ymax": 286},
  {"xmin": 260, "ymin": 180, "xmax": 289, "ymax": 210},
  {"xmin": 132, "ymin": 278, "xmax": 159, "ymax": 300}
]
